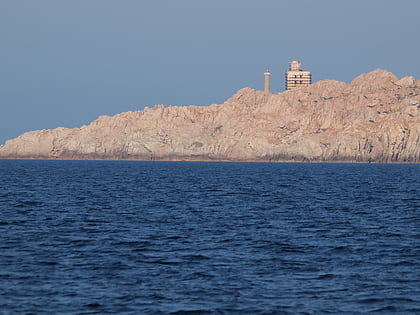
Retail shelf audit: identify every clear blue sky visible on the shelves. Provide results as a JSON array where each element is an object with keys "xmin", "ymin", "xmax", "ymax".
[{"xmin": 1, "ymin": 0, "xmax": 419, "ymax": 144}]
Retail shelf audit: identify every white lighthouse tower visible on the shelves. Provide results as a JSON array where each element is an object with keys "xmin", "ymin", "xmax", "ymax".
[{"xmin": 264, "ymin": 69, "xmax": 271, "ymax": 94}]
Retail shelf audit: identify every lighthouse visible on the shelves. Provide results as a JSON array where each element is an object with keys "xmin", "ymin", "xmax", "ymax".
[
  {"xmin": 285, "ymin": 61, "xmax": 312, "ymax": 90},
  {"xmin": 264, "ymin": 69, "xmax": 271, "ymax": 94}
]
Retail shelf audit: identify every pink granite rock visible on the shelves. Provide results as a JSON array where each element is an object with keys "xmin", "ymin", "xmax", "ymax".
[{"xmin": 1, "ymin": 69, "xmax": 419, "ymax": 162}]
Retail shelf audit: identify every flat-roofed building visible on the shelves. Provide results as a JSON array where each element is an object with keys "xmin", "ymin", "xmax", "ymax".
[{"xmin": 285, "ymin": 61, "xmax": 311, "ymax": 90}]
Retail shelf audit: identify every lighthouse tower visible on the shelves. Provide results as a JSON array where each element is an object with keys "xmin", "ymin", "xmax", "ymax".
[{"xmin": 264, "ymin": 69, "xmax": 271, "ymax": 94}]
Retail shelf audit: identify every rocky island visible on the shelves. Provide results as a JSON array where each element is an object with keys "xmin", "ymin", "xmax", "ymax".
[{"xmin": 1, "ymin": 69, "xmax": 419, "ymax": 162}]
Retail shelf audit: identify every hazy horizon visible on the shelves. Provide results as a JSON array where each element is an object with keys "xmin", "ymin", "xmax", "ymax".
[{"xmin": 1, "ymin": 0, "xmax": 419, "ymax": 144}]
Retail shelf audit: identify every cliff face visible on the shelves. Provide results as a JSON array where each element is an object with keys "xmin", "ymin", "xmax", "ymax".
[{"xmin": 1, "ymin": 69, "xmax": 419, "ymax": 162}]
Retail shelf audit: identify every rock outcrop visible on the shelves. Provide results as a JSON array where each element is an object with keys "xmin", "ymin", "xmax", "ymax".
[{"xmin": 1, "ymin": 69, "xmax": 419, "ymax": 162}]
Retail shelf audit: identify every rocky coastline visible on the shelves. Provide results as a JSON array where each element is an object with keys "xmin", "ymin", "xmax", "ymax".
[{"xmin": 1, "ymin": 69, "xmax": 419, "ymax": 163}]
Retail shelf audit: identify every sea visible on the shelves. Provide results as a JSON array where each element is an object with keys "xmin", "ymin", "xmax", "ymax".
[{"xmin": 0, "ymin": 160, "xmax": 419, "ymax": 314}]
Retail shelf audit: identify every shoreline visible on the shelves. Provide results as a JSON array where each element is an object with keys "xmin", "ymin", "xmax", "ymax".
[{"xmin": 0, "ymin": 157, "xmax": 418, "ymax": 164}]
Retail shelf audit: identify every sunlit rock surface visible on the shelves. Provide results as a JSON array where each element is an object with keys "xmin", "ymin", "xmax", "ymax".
[{"xmin": 1, "ymin": 69, "xmax": 419, "ymax": 162}]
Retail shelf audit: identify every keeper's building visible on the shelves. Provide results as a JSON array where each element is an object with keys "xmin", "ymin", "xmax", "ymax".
[{"xmin": 285, "ymin": 61, "xmax": 311, "ymax": 90}]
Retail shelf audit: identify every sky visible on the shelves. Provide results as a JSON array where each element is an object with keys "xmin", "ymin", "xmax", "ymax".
[{"xmin": 1, "ymin": 0, "xmax": 419, "ymax": 144}]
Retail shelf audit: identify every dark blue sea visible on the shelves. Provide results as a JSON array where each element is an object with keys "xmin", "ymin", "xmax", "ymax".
[{"xmin": 0, "ymin": 160, "xmax": 419, "ymax": 314}]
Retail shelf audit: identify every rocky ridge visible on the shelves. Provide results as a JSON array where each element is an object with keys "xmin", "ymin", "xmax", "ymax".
[{"xmin": 1, "ymin": 69, "xmax": 419, "ymax": 162}]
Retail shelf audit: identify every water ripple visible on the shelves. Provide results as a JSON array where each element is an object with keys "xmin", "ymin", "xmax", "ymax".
[{"xmin": 0, "ymin": 160, "xmax": 419, "ymax": 313}]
